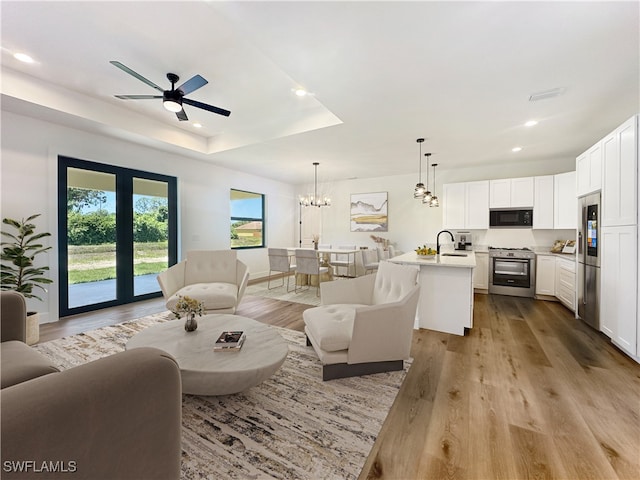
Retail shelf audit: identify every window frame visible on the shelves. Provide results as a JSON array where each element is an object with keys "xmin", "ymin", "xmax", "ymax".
[{"xmin": 230, "ymin": 188, "xmax": 265, "ymax": 250}]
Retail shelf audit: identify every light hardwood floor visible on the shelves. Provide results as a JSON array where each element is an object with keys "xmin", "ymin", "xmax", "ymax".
[{"xmin": 40, "ymin": 292, "xmax": 640, "ymax": 480}]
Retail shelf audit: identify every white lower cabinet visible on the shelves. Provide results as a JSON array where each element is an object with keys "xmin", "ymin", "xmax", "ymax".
[
  {"xmin": 535, "ymin": 254, "xmax": 556, "ymax": 296},
  {"xmin": 555, "ymin": 257, "xmax": 576, "ymax": 311},
  {"xmin": 473, "ymin": 252, "xmax": 489, "ymax": 290},
  {"xmin": 601, "ymin": 225, "xmax": 638, "ymax": 356}
]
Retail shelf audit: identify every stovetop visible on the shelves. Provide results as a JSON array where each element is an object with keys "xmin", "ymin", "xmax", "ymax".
[{"xmin": 488, "ymin": 246, "xmax": 536, "ymax": 258}]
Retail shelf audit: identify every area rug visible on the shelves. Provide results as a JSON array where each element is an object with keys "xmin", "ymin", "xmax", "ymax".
[
  {"xmin": 34, "ymin": 312, "xmax": 410, "ymax": 480},
  {"xmin": 245, "ymin": 280, "xmax": 321, "ymax": 306}
]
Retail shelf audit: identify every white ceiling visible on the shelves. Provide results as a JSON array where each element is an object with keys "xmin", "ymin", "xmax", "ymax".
[{"xmin": 1, "ymin": 1, "xmax": 638, "ymax": 185}]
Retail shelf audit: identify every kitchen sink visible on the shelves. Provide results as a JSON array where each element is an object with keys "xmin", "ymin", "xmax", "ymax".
[{"xmin": 441, "ymin": 253, "xmax": 468, "ymax": 257}]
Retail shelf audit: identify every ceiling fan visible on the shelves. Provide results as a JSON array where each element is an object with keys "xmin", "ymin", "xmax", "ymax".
[{"xmin": 110, "ymin": 61, "xmax": 231, "ymax": 121}]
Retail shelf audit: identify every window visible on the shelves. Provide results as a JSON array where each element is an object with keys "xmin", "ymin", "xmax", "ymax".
[{"xmin": 230, "ymin": 189, "xmax": 264, "ymax": 249}]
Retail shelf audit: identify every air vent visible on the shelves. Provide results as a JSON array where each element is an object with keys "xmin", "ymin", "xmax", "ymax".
[{"xmin": 529, "ymin": 87, "xmax": 566, "ymax": 102}]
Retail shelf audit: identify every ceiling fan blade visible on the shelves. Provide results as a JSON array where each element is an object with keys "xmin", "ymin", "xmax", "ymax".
[
  {"xmin": 176, "ymin": 109, "xmax": 189, "ymax": 121},
  {"xmin": 110, "ymin": 61, "xmax": 164, "ymax": 93},
  {"xmin": 177, "ymin": 75, "xmax": 208, "ymax": 95},
  {"xmin": 183, "ymin": 98, "xmax": 231, "ymax": 117},
  {"xmin": 115, "ymin": 95, "xmax": 162, "ymax": 99}
]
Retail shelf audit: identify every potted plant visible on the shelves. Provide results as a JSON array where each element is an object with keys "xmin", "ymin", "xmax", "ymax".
[
  {"xmin": 171, "ymin": 295, "xmax": 204, "ymax": 332},
  {"xmin": 1, "ymin": 214, "xmax": 53, "ymax": 344}
]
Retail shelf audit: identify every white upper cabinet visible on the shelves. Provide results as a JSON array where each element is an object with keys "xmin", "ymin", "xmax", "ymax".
[
  {"xmin": 442, "ymin": 182, "xmax": 466, "ymax": 229},
  {"xmin": 511, "ymin": 177, "xmax": 535, "ymax": 207},
  {"xmin": 489, "ymin": 179, "xmax": 511, "ymax": 208},
  {"xmin": 602, "ymin": 115, "xmax": 638, "ymax": 227},
  {"xmin": 576, "ymin": 142, "xmax": 602, "ymax": 196},
  {"xmin": 442, "ymin": 181, "xmax": 489, "ymax": 230},
  {"xmin": 489, "ymin": 177, "xmax": 534, "ymax": 208},
  {"xmin": 554, "ymin": 171, "xmax": 577, "ymax": 229},
  {"xmin": 465, "ymin": 181, "xmax": 490, "ymax": 229},
  {"xmin": 533, "ymin": 175, "xmax": 554, "ymax": 229}
]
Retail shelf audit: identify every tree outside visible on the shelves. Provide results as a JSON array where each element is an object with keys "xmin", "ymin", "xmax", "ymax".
[{"xmin": 67, "ymin": 187, "xmax": 168, "ymax": 284}]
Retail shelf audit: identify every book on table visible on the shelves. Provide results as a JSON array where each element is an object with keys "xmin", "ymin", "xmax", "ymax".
[{"xmin": 214, "ymin": 331, "xmax": 245, "ymax": 351}]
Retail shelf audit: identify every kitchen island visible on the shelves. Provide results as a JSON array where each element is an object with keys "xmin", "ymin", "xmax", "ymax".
[{"xmin": 390, "ymin": 251, "xmax": 476, "ymax": 336}]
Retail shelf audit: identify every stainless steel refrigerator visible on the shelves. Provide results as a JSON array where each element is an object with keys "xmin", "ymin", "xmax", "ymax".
[{"xmin": 577, "ymin": 192, "xmax": 601, "ymax": 330}]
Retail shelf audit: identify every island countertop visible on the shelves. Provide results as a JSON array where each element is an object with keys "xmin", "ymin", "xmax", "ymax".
[{"xmin": 390, "ymin": 251, "xmax": 476, "ymax": 269}]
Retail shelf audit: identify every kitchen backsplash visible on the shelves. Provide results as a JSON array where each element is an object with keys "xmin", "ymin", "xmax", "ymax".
[{"xmin": 462, "ymin": 228, "xmax": 577, "ymax": 250}]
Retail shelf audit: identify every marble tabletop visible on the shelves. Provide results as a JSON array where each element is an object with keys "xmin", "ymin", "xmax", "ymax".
[{"xmin": 126, "ymin": 314, "xmax": 289, "ymax": 396}]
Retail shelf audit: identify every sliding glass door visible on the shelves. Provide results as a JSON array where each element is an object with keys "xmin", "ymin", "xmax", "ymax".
[{"xmin": 58, "ymin": 157, "xmax": 177, "ymax": 316}]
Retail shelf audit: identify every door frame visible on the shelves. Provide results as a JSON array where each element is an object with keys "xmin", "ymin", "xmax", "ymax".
[{"xmin": 57, "ymin": 156, "xmax": 177, "ymax": 316}]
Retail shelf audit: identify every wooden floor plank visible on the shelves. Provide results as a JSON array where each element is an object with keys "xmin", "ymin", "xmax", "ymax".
[
  {"xmin": 359, "ymin": 329, "xmax": 448, "ymax": 480},
  {"xmin": 419, "ymin": 350, "xmax": 470, "ymax": 478},
  {"xmin": 509, "ymin": 424, "xmax": 564, "ymax": 480},
  {"xmin": 467, "ymin": 381, "xmax": 519, "ymax": 480}
]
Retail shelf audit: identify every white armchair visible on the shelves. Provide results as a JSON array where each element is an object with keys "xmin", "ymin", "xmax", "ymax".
[
  {"xmin": 157, "ymin": 250, "xmax": 249, "ymax": 314},
  {"xmin": 303, "ymin": 261, "xmax": 419, "ymax": 380}
]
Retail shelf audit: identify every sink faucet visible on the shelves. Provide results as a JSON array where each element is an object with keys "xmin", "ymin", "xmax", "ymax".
[{"xmin": 436, "ymin": 230, "xmax": 455, "ymax": 254}]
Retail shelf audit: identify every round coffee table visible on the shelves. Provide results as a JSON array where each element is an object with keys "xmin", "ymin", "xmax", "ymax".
[{"xmin": 126, "ymin": 314, "xmax": 288, "ymax": 396}]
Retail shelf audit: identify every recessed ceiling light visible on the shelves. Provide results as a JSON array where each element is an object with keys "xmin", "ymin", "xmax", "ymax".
[
  {"xmin": 14, "ymin": 52, "xmax": 34, "ymax": 63},
  {"xmin": 512, "ymin": 147, "xmax": 523, "ymax": 153},
  {"xmin": 193, "ymin": 123, "xmax": 202, "ymax": 128},
  {"xmin": 524, "ymin": 120, "xmax": 538, "ymax": 127},
  {"xmin": 294, "ymin": 88, "xmax": 307, "ymax": 97}
]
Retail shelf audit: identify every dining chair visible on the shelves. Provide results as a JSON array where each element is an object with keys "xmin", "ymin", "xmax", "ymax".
[
  {"xmin": 362, "ymin": 249, "xmax": 380, "ymax": 275},
  {"xmin": 294, "ymin": 249, "xmax": 329, "ymax": 296},
  {"xmin": 375, "ymin": 247, "xmax": 387, "ymax": 261},
  {"xmin": 267, "ymin": 248, "xmax": 296, "ymax": 292},
  {"xmin": 331, "ymin": 245, "xmax": 356, "ymax": 277}
]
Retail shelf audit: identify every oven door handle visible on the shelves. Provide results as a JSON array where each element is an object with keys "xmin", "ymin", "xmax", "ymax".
[{"xmin": 494, "ymin": 270, "xmax": 528, "ymax": 276}]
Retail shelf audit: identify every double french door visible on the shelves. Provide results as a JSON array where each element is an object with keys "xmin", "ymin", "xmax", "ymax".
[{"xmin": 58, "ymin": 156, "xmax": 177, "ymax": 316}]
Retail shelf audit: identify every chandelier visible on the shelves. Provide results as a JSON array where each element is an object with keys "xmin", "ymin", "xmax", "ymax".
[{"xmin": 299, "ymin": 162, "xmax": 331, "ymax": 207}]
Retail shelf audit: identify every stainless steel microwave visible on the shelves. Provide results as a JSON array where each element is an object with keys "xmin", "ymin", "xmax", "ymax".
[{"xmin": 489, "ymin": 209, "xmax": 533, "ymax": 228}]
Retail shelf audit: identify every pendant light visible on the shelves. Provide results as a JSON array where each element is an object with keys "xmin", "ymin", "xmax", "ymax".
[
  {"xmin": 299, "ymin": 162, "xmax": 331, "ymax": 207},
  {"xmin": 422, "ymin": 153, "xmax": 433, "ymax": 204},
  {"xmin": 413, "ymin": 138, "xmax": 426, "ymax": 199},
  {"xmin": 429, "ymin": 162, "xmax": 440, "ymax": 207}
]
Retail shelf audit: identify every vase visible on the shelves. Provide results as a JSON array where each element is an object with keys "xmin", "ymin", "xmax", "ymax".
[
  {"xmin": 313, "ymin": 242, "xmax": 318, "ymax": 250},
  {"xmin": 184, "ymin": 314, "xmax": 198, "ymax": 332}
]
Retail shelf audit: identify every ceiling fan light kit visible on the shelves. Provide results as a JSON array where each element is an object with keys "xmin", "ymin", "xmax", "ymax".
[{"xmin": 110, "ymin": 61, "xmax": 231, "ymax": 121}]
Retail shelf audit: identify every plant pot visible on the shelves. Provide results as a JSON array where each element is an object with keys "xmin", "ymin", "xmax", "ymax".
[{"xmin": 26, "ymin": 312, "xmax": 40, "ymax": 345}]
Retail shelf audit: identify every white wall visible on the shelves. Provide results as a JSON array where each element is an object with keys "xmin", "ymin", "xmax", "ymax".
[
  {"xmin": 299, "ymin": 155, "xmax": 577, "ymax": 254},
  {"xmin": 1, "ymin": 111, "xmax": 297, "ymax": 322}
]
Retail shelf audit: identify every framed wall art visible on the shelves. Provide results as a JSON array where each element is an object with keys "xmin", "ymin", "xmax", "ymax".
[{"xmin": 350, "ymin": 191, "xmax": 388, "ymax": 232}]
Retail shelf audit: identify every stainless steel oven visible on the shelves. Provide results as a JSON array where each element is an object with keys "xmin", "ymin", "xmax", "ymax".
[{"xmin": 489, "ymin": 248, "xmax": 536, "ymax": 298}]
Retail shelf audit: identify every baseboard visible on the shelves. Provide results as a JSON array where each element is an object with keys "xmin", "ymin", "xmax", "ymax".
[{"xmin": 322, "ymin": 360, "xmax": 404, "ymax": 381}]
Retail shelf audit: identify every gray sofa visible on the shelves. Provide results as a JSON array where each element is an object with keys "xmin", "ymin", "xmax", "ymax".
[{"xmin": 0, "ymin": 291, "xmax": 183, "ymax": 480}]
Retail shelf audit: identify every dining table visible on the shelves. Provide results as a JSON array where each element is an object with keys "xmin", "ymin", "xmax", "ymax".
[{"xmin": 287, "ymin": 247, "xmax": 366, "ymax": 281}]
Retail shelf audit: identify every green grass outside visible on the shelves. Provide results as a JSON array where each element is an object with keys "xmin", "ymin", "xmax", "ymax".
[
  {"xmin": 68, "ymin": 242, "xmax": 168, "ymax": 284},
  {"xmin": 68, "ymin": 262, "xmax": 168, "ymax": 284},
  {"xmin": 231, "ymin": 237, "xmax": 263, "ymax": 248}
]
